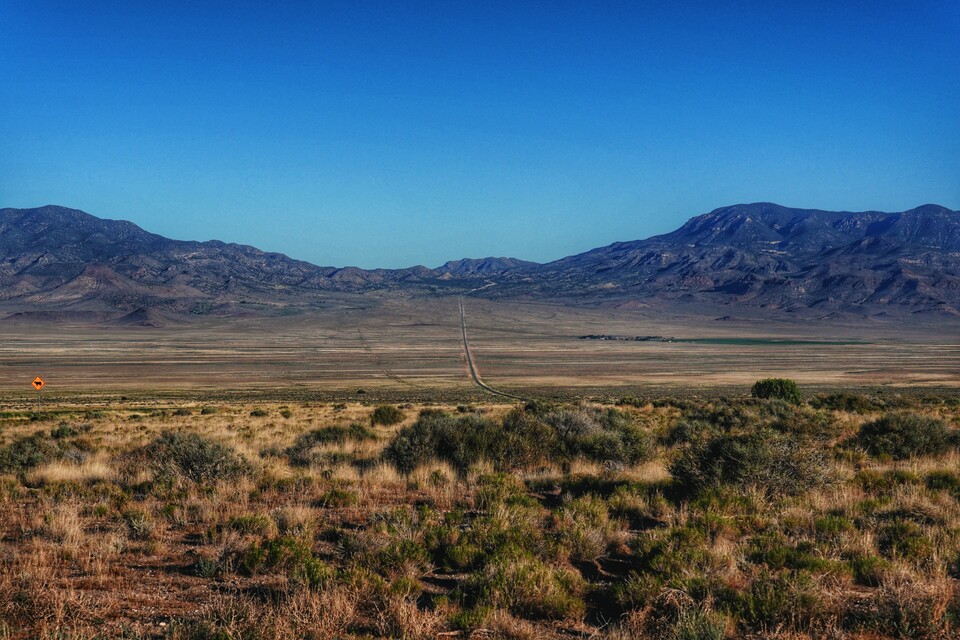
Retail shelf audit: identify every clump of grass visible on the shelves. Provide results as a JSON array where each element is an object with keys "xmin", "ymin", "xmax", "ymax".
[
  {"xmin": 462, "ymin": 552, "xmax": 585, "ymax": 620},
  {"xmin": 734, "ymin": 569, "xmax": 821, "ymax": 630},
  {"xmin": 227, "ymin": 514, "xmax": 275, "ymax": 536},
  {"xmin": 123, "ymin": 509, "xmax": 156, "ymax": 540},
  {"xmin": 236, "ymin": 535, "xmax": 333, "ymax": 588},
  {"xmin": 286, "ymin": 423, "xmax": 377, "ymax": 467}
]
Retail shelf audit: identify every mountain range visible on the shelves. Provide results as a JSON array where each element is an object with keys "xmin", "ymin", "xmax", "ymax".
[{"xmin": 1, "ymin": 203, "xmax": 958, "ymax": 321}]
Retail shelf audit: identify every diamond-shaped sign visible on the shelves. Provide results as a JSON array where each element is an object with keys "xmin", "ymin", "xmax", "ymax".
[{"xmin": 32, "ymin": 376, "xmax": 44, "ymax": 391}]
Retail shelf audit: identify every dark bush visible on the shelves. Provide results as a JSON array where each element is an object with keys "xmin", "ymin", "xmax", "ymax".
[
  {"xmin": 0, "ymin": 433, "xmax": 64, "ymax": 473},
  {"xmin": 383, "ymin": 412, "xmax": 501, "ymax": 476},
  {"xmin": 142, "ymin": 431, "xmax": 250, "ymax": 485},
  {"xmin": 670, "ymin": 428, "xmax": 828, "ymax": 498},
  {"xmin": 760, "ymin": 402, "xmax": 838, "ymax": 439},
  {"xmin": 249, "ymin": 409, "xmax": 268, "ymax": 417},
  {"xmin": 751, "ymin": 378, "xmax": 802, "ymax": 404},
  {"xmin": 382, "ymin": 406, "xmax": 653, "ymax": 476},
  {"xmin": 371, "ymin": 405, "xmax": 405, "ymax": 426},
  {"xmin": 547, "ymin": 408, "xmax": 654, "ymax": 468},
  {"xmin": 810, "ymin": 392, "xmax": 879, "ymax": 413},
  {"xmin": 855, "ymin": 413, "xmax": 952, "ymax": 460}
]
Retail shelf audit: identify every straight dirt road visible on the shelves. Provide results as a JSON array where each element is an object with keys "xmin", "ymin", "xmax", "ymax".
[{"xmin": 458, "ymin": 297, "xmax": 528, "ymax": 401}]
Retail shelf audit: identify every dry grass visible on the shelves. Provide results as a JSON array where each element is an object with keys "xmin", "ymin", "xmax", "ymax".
[{"xmin": 1, "ymin": 395, "xmax": 959, "ymax": 639}]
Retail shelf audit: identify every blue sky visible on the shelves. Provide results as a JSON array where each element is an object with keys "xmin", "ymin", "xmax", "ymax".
[{"xmin": 2, "ymin": 1, "xmax": 958, "ymax": 268}]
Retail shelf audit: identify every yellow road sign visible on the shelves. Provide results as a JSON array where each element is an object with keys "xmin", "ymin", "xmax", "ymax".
[{"xmin": 32, "ymin": 376, "xmax": 44, "ymax": 391}]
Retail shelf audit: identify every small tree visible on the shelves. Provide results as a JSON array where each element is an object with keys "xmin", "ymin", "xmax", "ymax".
[{"xmin": 751, "ymin": 378, "xmax": 802, "ymax": 404}]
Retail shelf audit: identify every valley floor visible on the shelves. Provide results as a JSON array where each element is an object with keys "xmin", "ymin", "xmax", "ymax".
[{"xmin": 0, "ymin": 297, "xmax": 957, "ymax": 398}]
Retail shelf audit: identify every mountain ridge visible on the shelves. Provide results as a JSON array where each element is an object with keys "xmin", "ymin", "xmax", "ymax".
[{"xmin": 1, "ymin": 203, "xmax": 958, "ymax": 320}]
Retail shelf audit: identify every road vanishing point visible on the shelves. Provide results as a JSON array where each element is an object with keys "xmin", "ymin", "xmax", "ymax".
[{"xmin": 458, "ymin": 297, "xmax": 529, "ymax": 402}]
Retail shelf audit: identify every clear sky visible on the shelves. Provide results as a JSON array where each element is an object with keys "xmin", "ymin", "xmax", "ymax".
[{"xmin": 2, "ymin": 1, "xmax": 958, "ymax": 268}]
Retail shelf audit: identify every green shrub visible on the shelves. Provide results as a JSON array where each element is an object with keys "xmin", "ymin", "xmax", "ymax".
[
  {"xmin": 751, "ymin": 378, "xmax": 802, "ymax": 404},
  {"xmin": 811, "ymin": 392, "xmax": 878, "ymax": 413},
  {"xmin": 237, "ymin": 535, "xmax": 331, "ymax": 588},
  {"xmin": 463, "ymin": 552, "xmax": 585, "ymax": 620},
  {"xmin": 383, "ymin": 406, "xmax": 653, "ymax": 476},
  {"xmin": 383, "ymin": 412, "xmax": 502, "ymax": 476},
  {"xmin": 227, "ymin": 514, "xmax": 274, "ymax": 535},
  {"xmin": 50, "ymin": 423, "xmax": 79, "ymax": 439},
  {"xmin": 856, "ymin": 413, "xmax": 952, "ymax": 460},
  {"xmin": 0, "ymin": 433, "xmax": 80, "ymax": 474},
  {"xmin": 286, "ymin": 423, "xmax": 377, "ymax": 467},
  {"xmin": 847, "ymin": 554, "xmax": 889, "ymax": 586},
  {"xmin": 371, "ymin": 405, "xmax": 405, "ymax": 426},
  {"xmin": 670, "ymin": 428, "xmax": 828, "ymax": 498},
  {"xmin": 279, "ymin": 409, "xmax": 293, "ymax": 419},
  {"xmin": 200, "ymin": 407, "xmax": 218, "ymax": 415},
  {"xmin": 735, "ymin": 570, "xmax": 821, "ymax": 630},
  {"xmin": 249, "ymin": 409, "xmax": 268, "ymax": 417},
  {"xmin": 123, "ymin": 509, "xmax": 156, "ymax": 540},
  {"xmin": 548, "ymin": 407, "xmax": 654, "ymax": 467},
  {"xmin": 141, "ymin": 431, "xmax": 250, "ymax": 485},
  {"xmin": 172, "ymin": 408, "xmax": 193, "ymax": 416},
  {"xmin": 318, "ymin": 487, "xmax": 358, "ymax": 508},
  {"xmin": 926, "ymin": 470, "xmax": 960, "ymax": 496},
  {"xmin": 877, "ymin": 520, "xmax": 932, "ymax": 561}
]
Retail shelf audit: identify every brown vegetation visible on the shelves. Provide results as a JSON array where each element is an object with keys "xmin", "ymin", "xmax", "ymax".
[{"xmin": 1, "ymin": 390, "xmax": 959, "ymax": 638}]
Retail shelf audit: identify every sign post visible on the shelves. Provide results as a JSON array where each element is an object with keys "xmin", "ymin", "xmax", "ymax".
[{"xmin": 32, "ymin": 376, "xmax": 44, "ymax": 413}]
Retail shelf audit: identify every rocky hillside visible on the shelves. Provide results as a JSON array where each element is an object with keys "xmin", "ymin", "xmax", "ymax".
[
  {"xmin": 485, "ymin": 203, "xmax": 960, "ymax": 316},
  {"xmin": 1, "ymin": 203, "xmax": 958, "ymax": 319}
]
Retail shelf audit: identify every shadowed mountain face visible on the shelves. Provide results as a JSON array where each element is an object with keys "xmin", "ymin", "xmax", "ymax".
[{"xmin": 1, "ymin": 203, "xmax": 958, "ymax": 319}]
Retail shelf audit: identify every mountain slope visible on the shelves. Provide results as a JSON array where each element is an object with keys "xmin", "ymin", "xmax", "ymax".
[
  {"xmin": 1, "ymin": 203, "xmax": 958, "ymax": 318},
  {"xmin": 486, "ymin": 203, "xmax": 960, "ymax": 315},
  {"xmin": 0, "ymin": 205, "xmax": 411, "ymax": 313}
]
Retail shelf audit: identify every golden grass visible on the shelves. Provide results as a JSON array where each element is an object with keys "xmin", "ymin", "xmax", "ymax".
[
  {"xmin": 26, "ymin": 458, "xmax": 115, "ymax": 485},
  {"xmin": 1, "ymin": 396, "xmax": 959, "ymax": 638}
]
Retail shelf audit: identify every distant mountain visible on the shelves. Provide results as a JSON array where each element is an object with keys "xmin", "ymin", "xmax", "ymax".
[
  {"xmin": 486, "ymin": 203, "xmax": 960, "ymax": 316},
  {"xmin": 435, "ymin": 257, "xmax": 537, "ymax": 276},
  {"xmin": 1, "ymin": 203, "xmax": 958, "ymax": 320},
  {"xmin": 0, "ymin": 205, "xmax": 442, "ymax": 315}
]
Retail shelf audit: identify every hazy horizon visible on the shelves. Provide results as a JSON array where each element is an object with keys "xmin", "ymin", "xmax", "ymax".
[{"xmin": 2, "ymin": 2, "xmax": 958, "ymax": 268}]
